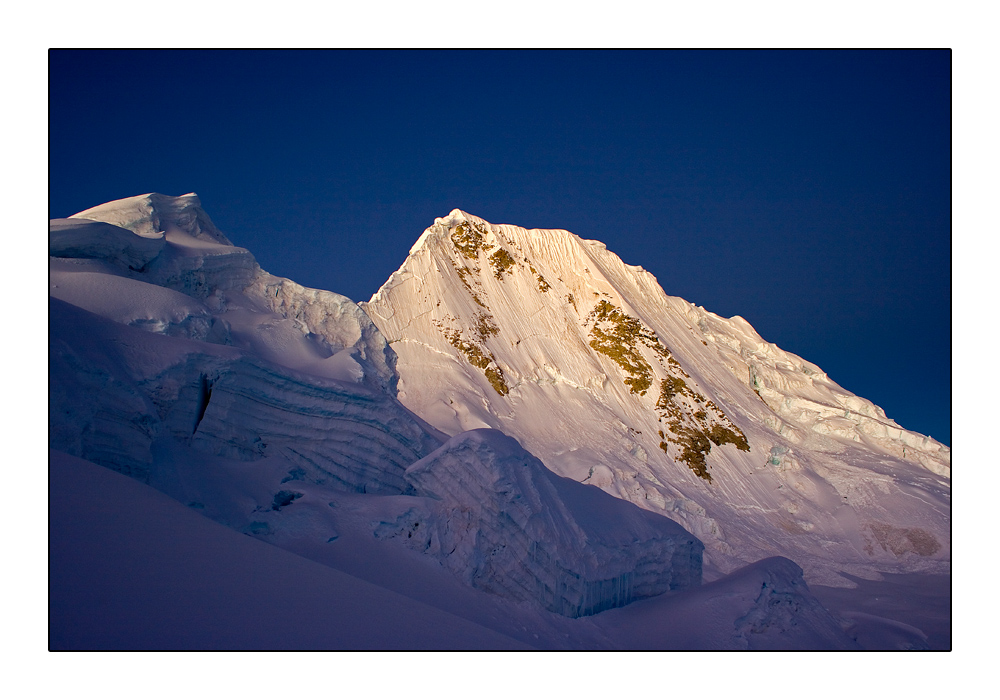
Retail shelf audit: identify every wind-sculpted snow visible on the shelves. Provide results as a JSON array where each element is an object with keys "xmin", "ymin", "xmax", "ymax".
[
  {"xmin": 48, "ymin": 194, "xmax": 949, "ymax": 648},
  {"xmin": 67, "ymin": 193, "xmax": 257, "ymax": 297},
  {"xmin": 71, "ymin": 192, "xmax": 234, "ymax": 245},
  {"xmin": 50, "ymin": 218, "xmax": 165, "ymax": 270},
  {"xmin": 387, "ymin": 429, "xmax": 703, "ymax": 617},
  {"xmin": 694, "ymin": 308, "xmax": 951, "ymax": 477},
  {"xmin": 242, "ymin": 274, "xmax": 397, "ymax": 393},
  {"xmin": 365, "ymin": 209, "xmax": 950, "ymax": 584}
]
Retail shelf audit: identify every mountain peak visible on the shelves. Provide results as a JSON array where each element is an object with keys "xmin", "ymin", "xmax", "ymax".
[
  {"xmin": 438, "ymin": 208, "xmax": 471, "ymax": 225},
  {"xmin": 364, "ymin": 210, "xmax": 950, "ymax": 583}
]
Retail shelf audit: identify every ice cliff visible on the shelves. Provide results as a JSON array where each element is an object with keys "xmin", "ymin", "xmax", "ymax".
[
  {"xmin": 50, "ymin": 194, "xmax": 436, "ymax": 487},
  {"xmin": 384, "ymin": 429, "xmax": 702, "ymax": 617}
]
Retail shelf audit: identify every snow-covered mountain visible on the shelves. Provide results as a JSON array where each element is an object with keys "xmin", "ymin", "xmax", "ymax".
[
  {"xmin": 363, "ymin": 209, "xmax": 950, "ymax": 584},
  {"xmin": 48, "ymin": 194, "xmax": 950, "ymax": 649}
]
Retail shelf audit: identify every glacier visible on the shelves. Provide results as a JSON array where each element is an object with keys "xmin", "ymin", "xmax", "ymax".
[
  {"xmin": 48, "ymin": 193, "xmax": 949, "ymax": 648},
  {"xmin": 49, "ymin": 193, "xmax": 708, "ymax": 632}
]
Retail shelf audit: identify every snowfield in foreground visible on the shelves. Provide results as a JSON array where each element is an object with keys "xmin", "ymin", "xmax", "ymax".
[
  {"xmin": 49, "ymin": 193, "xmax": 950, "ymax": 649},
  {"xmin": 52, "ymin": 449, "xmax": 879, "ymax": 650}
]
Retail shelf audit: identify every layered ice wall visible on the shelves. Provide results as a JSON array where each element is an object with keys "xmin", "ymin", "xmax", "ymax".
[
  {"xmin": 50, "ymin": 299, "xmax": 164, "ymax": 480},
  {"xmin": 386, "ymin": 429, "xmax": 703, "ymax": 617},
  {"xmin": 181, "ymin": 356, "xmax": 439, "ymax": 494},
  {"xmin": 49, "ymin": 295, "xmax": 443, "ymax": 494}
]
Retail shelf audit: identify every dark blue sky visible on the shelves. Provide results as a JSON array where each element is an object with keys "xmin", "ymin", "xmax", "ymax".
[{"xmin": 49, "ymin": 50, "xmax": 950, "ymax": 445}]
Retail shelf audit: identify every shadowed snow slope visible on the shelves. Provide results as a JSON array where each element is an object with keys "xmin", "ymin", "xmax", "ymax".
[
  {"xmin": 50, "ymin": 218, "xmax": 165, "ymax": 270},
  {"xmin": 395, "ymin": 429, "xmax": 702, "ymax": 617},
  {"xmin": 364, "ymin": 209, "xmax": 950, "ymax": 584},
  {"xmin": 50, "ymin": 449, "xmax": 863, "ymax": 649},
  {"xmin": 49, "ymin": 450, "xmax": 530, "ymax": 650}
]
